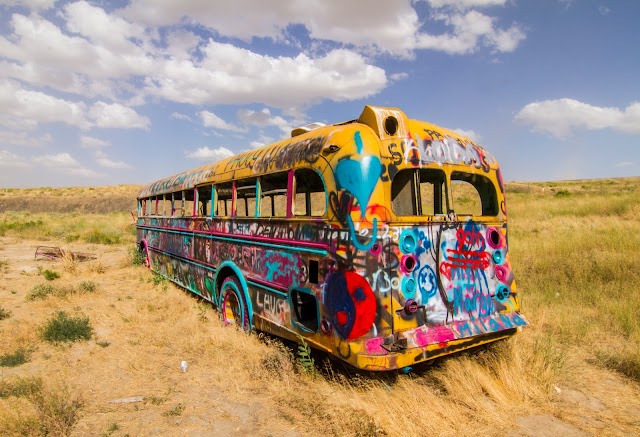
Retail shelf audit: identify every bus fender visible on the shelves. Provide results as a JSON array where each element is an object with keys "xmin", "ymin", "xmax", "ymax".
[{"xmin": 213, "ymin": 261, "xmax": 254, "ymax": 329}]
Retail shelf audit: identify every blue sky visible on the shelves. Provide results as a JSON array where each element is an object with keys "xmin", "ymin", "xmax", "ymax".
[{"xmin": 0, "ymin": 0, "xmax": 638, "ymax": 188}]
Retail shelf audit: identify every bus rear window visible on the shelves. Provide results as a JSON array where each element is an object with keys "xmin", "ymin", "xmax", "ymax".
[
  {"xmin": 450, "ymin": 172, "xmax": 498, "ymax": 216},
  {"xmin": 392, "ymin": 169, "xmax": 446, "ymax": 216}
]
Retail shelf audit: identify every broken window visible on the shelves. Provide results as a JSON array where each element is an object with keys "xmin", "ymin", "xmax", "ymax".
[
  {"xmin": 215, "ymin": 182, "xmax": 233, "ymax": 217},
  {"xmin": 451, "ymin": 172, "xmax": 497, "ymax": 216},
  {"xmin": 182, "ymin": 189, "xmax": 195, "ymax": 217},
  {"xmin": 236, "ymin": 178, "xmax": 258, "ymax": 218},
  {"xmin": 291, "ymin": 289, "xmax": 319, "ymax": 332},
  {"xmin": 196, "ymin": 185, "xmax": 212, "ymax": 217},
  {"xmin": 260, "ymin": 172, "xmax": 288, "ymax": 217},
  {"xmin": 392, "ymin": 169, "xmax": 446, "ymax": 216},
  {"xmin": 294, "ymin": 169, "xmax": 326, "ymax": 217}
]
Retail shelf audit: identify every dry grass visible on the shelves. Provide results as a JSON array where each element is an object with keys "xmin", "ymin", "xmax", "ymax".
[{"xmin": 0, "ymin": 180, "xmax": 639, "ymax": 435}]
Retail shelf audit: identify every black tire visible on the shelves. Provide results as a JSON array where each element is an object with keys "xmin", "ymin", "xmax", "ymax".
[{"xmin": 219, "ymin": 276, "xmax": 250, "ymax": 331}]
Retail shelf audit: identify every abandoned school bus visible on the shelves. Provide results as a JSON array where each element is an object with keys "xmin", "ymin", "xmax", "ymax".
[{"xmin": 136, "ymin": 105, "xmax": 527, "ymax": 371}]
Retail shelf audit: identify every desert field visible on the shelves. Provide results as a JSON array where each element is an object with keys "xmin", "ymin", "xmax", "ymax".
[{"xmin": 0, "ymin": 178, "xmax": 639, "ymax": 436}]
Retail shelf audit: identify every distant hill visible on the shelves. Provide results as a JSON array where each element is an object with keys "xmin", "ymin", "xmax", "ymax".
[{"xmin": 0, "ymin": 185, "xmax": 142, "ymax": 214}]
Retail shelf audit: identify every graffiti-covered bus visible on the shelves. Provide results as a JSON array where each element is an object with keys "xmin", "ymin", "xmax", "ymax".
[{"xmin": 136, "ymin": 105, "xmax": 527, "ymax": 371}]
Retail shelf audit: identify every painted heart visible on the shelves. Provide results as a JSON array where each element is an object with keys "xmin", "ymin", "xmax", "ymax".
[{"xmin": 335, "ymin": 155, "xmax": 382, "ymax": 218}]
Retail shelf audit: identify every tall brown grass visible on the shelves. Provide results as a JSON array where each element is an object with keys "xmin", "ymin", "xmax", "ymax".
[{"xmin": 0, "ymin": 178, "xmax": 639, "ymax": 435}]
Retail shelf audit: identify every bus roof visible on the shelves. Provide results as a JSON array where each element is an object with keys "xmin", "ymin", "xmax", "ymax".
[{"xmin": 138, "ymin": 105, "xmax": 496, "ymax": 199}]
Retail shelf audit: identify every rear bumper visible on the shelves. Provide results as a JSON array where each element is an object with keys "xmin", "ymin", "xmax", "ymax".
[{"xmin": 351, "ymin": 311, "xmax": 528, "ymax": 371}]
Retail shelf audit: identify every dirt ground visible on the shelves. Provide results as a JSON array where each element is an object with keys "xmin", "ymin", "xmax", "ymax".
[{"xmin": 1, "ymin": 237, "xmax": 639, "ymax": 436}]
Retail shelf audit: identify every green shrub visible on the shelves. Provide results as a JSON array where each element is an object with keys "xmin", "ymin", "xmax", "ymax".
[
  {"xmin": 84, "ymin": 229, "xmax": 122, "ymax": 245},
  {"xmin": 26, "ymin": 284, "xmax": 55, "ymax": 301},
  {"xmin": 78, "ymin": 280, "xmax": 97, "ymax": 293},
  {"xmin": 0, "ymin": 348, "xmax": 31, "ymax": 367},
  {"xmin": 40, "ymin": 311, "xmax": 93, "ymax": 344},
  {"xmin": 295, "ymin": 334, "xmax": 316, "ymax": 375},
  {"xmin": 129, "ymin": 245, "xmax": 145, "ymax": 266},
  {"xmin": 42, "ymin": 269, "xmax": 60, "ymax": 281},
  {"xmin": 0, "ymin": 377, "xmax": 43, "ymax": 399}
]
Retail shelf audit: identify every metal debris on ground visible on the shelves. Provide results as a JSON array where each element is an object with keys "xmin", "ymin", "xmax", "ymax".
[{"xmin": 34, "ymin": 246, "xmax": 97, "ymax": 262}]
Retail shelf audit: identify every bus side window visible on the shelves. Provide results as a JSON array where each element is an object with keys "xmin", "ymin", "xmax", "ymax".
[
  {"xmin": 182, "ymin": 190, "xmax": 194, "ymax": 217},
  {"xmin": 196, "ymin": 185, "xmax": 212, "ymax": 217},
  {"xmin": 451, "ymin": 172, "xmax": 497, "ymax": 216},
  {"xmin": 294, "ymin": 169, "xmax": 326, "ymax": 217},
  {"xmin": 392, "ymin": 169, "xmax": 446, "ymax": 216},
  {"xmin": 216, "ymin": 183, "xmax": 233, "ymax": 217},
  {"xmin": 260, "ymin": 172, "xmax": 288, "ymax": 217},
  {"xmin": 236, "ymin": 178, "xmax": 258, "ymax": 218},
  {"xmin": 161, "ymin": 195, "xmax": 170, "ymax": 216},
  {"xmin": 419, "ymin": 169, "xmax": 446, "ymax": 215},
  {"xmin": 171, "ymin": 191, "xmax": 182, "ymax": 216}
]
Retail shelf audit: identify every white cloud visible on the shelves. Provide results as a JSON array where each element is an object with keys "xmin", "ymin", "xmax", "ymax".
[
  {"xmin": 89, "ymin": 102, "xmax": 150, "ymax": 129},
  {"xmin": 96, "ymin": 156, "xmax": 132, "ymax": 169},
  {"xmin": 32, "ymin": 152, "xmax": 101, "ymax": 177},
  {"xmin": 146, "ymin": 44, "xmax": 387, "ymax": 108},
  {"xmin": 80, "ymin": 135, "xmax": 110, "ymax": 149},
  {"xmin": 416, "ymin": 10, "xmax": 525, "ymax": 54},
  {"xmin": 237, "ymin": 108, "xmax": 291, "ymax": 133},
  {"xmin": 33, "ymin": 152, "xmax": 81, "ymax": 168},
  {"xmin": 0, "ymin": 130, "xmax": 51, "ymax": 147},
  {"xmin": 515, "ymin": 98, "xmax": 640, "ymax": 138},
  {"xmin": 0, "ymin": 149, "xmax": 30, "ymax": 167},
  {"xmin": 171, "ymin": 112, "xmax": 192, "ymax": 121},
  {"xmin": 0, "ymin": 0, "xmax": 54, "ymax": 10},
  {"xmin": 453, "ymin": 128, "xmax": 481, "ymax": 142},
  {"xmin": 198, "ymin": 110, "xmax": 244, "ymax": 132},
  {"xmin": 390, "ymin": 72, "xmax": 409, "ymax": 81},
  {"xmin": 0, "ymin": 80, "xmax": 89, "ymax": 130},
  {"xmin": 426, "ymin": 0, "xmax": 507, "ymax": 9},
  {"xmin": 121, "ymin": 0, "xmax": 523, "ymax": 57},
  {"xmin": 64, "ymin": 1, "xmax": 148, "ymax": 54},
  {"xmin": 121, "ymin": 0, "xmax": 420, "ymax": 57},
  {"xmin": 185, "ymin": 146, "xmax": 234, "ymax": 161}
]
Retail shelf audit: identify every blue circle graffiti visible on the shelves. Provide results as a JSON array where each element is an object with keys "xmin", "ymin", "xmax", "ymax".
[
  {"xmin": 399, "ymin": 229, "xmax": 417, "ymax": 253},
  {"xmin": 496, "ymin": 284, "xmax": 510, "ymax": 302},
  {"xmin": 493, "ymin": 249, "xmax": 504, "ymax": 265},
  {"xmin": 417, "ymin": 265, "xmax": 437, "ymax": 301}
]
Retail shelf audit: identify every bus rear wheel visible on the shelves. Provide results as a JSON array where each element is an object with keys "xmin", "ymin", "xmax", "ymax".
[{"xmin": 219, "ymin": 277, "xmax": 249, "ymax": 331}]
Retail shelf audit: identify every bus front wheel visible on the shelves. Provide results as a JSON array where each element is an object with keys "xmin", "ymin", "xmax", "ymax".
[{"xmin": 219, "ymin": 277, "xmax": 249, "ymax": 331}]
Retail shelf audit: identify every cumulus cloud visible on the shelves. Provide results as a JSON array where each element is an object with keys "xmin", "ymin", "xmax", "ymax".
[
  {"xmin": 121, "ymin": 0, "xmax": 420, "ymax": 57},
  {"xmin": 515, "ymin": 98, "xmax": 640, "ymax": 138},
  {"xmin": 32, "ymin": 152, "xmax": 101, "ymax": 177},
  {"xmin": 96, "ymin": 156, "xmax": 132, "ymax": 169},
  {"xmin": 146, "ymin": 44, "xmax": 387, "ymax": 108},
  {"xmin": 89, "ymin": 102, "xmax": 150, "ymax": 129},
  {"xmin": 0, "ymin": 0, "xmax": 54, "ymax": 10},
  {"xmin": 185, "ymin": 146, "xmax": 235, "ymax": 161},
  {"xmin": 80, "ymin": 135, "xmax": 110, "ymax": 149},
  {"xmin": 0, "ymin": 80, "xmax": 90, "ymax": 130},
  {"xmin": 120, "ymin": 0, "xmax": 524, "ymax": 58},
  {"xmin": 416, "ymin": 10, "xmax": 525, "ymax": 54},
  {"xmin": 390, "ymin": 72, "xmax": 409, "ymax": 81},
  {"xmin": 171, "ymin": 112, "xmax": 192, "ymax": 121},
  {"xmin": 426, "ymin": 0, "xmax": 507, "ymax": 9},
  {"xmin": 237, "ymin": 108, "xmax": 291, "ymax": 133},
  {"xmin": 0, "ymin": 149, "xmax": 30, "ymax": 167},
  {"xmin": 198, "ymin": 111, "xmax": 244, "ymax": 132},
  {"xmin": 0, "ymin": 130, "xmax": 51, "ymax": 147},
  {"xmin": 453, "ymin": 128, "xmax": 481, "ymax": 142}
]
